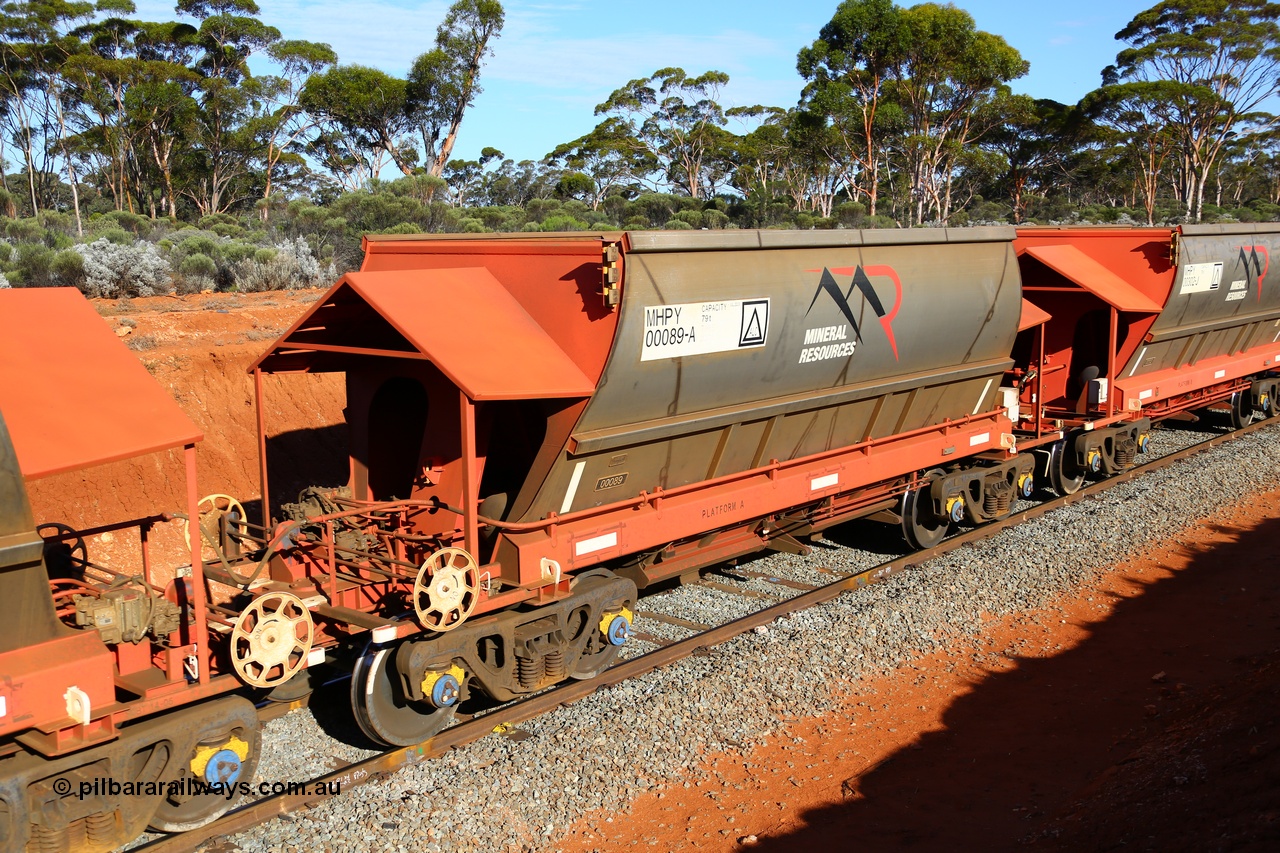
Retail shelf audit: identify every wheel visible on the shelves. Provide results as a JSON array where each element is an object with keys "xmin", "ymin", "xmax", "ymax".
[
  {"xmin": 1230, "ymin": 390, "xmax": 1255, "ymax": 429},
  {"xmin": 38, "ymin": 522, "xmax": 88, "ymax": 579},
  {"xmin": 900, "ymin": 474, "xmax": 949, "ymax": 550},
  {"xmin": 351, "ymin": 644, "xmax": 456, "ymax": 747},
  {"xmin": 413, "ymin": 547, "xmax": 481, "ymax": 632},
  {"xmin": 568, "ymin": 570, "xmax": 628, "ymax": 680},
  {"xmin": 149, "ymin": 718, "xmax": 261, "ymax": 832},
  {"xmin": 1047, "ymin": 439, "xmax": 1086, "ymax": 496},
  {"xmin": 185, "ymin": 493, "xmax": 249, "ymax": 556},
  {"xmin": 229, "ymin": 592, "xmax": 314, "ymax": 688}
]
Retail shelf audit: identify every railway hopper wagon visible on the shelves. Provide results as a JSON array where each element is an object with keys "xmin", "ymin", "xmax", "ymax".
[
  {"xmin": 230, "ymin": 226, "xmax": 1033, "ymax": 748},
  {"xmin": 1012, "ymin": 223, "xmax": 1280, "ymax": 493}
]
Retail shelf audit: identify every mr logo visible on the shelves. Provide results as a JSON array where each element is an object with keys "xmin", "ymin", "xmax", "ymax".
[
  {"xmin": 804, "ymin": 265, "xmax": 904, "ymax": 360},
  {"xmin": 1236, "ymin": 245, "xmax": 1270, "ymax": 303}
]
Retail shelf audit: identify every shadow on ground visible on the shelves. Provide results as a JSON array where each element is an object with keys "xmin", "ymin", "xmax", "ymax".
[{"xmin": 751, "ymin": 515, "xmax": 1280, "ymax": 852}]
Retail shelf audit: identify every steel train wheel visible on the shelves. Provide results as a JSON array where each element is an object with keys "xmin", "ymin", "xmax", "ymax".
[
  {"xmin": 568, "ymin": 570, "xmax": 626, "ymax": 680},
  {"xmin": 148, "ymin": 720, "xmax": 261, "ymax": 833},
  {"xmin": 1047, "ymin": 439, "xmax": 1086, "ymax": 496},
  {"xmin": 1229, "ymin": 390, "xmax": 1255, "ymax": 430},
  {"xmin": 900, "ymin": 473, "xmax": 949, "ymax": 550},
  {"xmin": 350, "ymin": 644, "xmax": 456, "ymax": 748}
]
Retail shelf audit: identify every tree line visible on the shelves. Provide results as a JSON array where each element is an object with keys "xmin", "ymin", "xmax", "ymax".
[{"xmin": 0, "ymin": 0, "xmax": 1277, "ymax": 295}]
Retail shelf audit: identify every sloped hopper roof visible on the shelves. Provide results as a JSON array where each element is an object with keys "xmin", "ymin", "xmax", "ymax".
[
  {"xmin": 0, "ymin": 288, "xmax": 202, "ymax": 479},
  {"xmin": 1023, "ymin": 244, "xmax": 1164, "ymax": 313},
  {"xmin": 251, "ymin": 268, "xmax": 597, "ymax": 400},
  {"xmin": 1018, "ymin": 298, "xmax": 1052, "ymax": 331}
]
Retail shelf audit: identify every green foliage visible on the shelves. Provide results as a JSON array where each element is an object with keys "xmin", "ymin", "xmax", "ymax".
[
  {"xmin": 50, "ymin": 250, "xmax": 86, "ymax": 289},
  {"xmin": 539, "ymin": 214, "xmax": 588, "ymax": 231},
  {"xmin": 179, "ymin": 253, "xmax": 218, "ymax": 278},
  {"xmin": 13, "ymin": 244, "xmax": 55, "ymax": 287},
  {"xmin": 178, "ymin": 234, "xmax": 222, "ymax": 259},
  {"xmin": 98, "ymin": 228, "xmax": 133, "ymax": 246}
]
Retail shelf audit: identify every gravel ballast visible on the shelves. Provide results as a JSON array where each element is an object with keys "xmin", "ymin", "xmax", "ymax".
[{"xmin": 209, "ymin": 420, "xmax": 1279, "ymax": 853}]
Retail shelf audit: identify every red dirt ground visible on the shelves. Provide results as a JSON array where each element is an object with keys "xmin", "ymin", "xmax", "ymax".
[
  {"xmin": 558, "ymin": 493, "xmax": 1280, "ymax": 852},
  {"xmin": 21, "ymin": 294, "xmax": 1280, "ymax": 851}
]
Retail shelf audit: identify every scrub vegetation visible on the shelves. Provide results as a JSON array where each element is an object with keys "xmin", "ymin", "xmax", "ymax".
[{"xmin": 0, "ymin": 0, "xmax": 1276, "ymax": 295}]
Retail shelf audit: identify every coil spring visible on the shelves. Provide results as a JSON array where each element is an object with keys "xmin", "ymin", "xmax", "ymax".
[
  {"xmin": 1114, "ymin": 441, "xmax": 1136, "ymax": 468},
  {"xmin": 85, "ymin": 811, "xmax": 117, "ymax": 846},
  {"xmin": 516, "ymin": 655, "xmax": 541, "ymax": 689},
  {"xmin": 983, "ymin": 481, "xmax": 1013, "ymax": 517},
  {"xmin": 28, "ymin": 823, "xmax": 67, "ymax": 853},
  {"xmin": 543, "ymin": 649, "xmax": 566, "ymax": 681}
]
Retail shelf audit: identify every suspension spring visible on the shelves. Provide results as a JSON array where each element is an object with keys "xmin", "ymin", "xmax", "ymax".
[{"xmin": 516, "ymin": 655, "xmax": 541, "ymax": 689}]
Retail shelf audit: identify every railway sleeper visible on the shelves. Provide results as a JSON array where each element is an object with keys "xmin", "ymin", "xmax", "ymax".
[{"xmin": 394, "ymin": 571, "xmax": 636, "ymax": 705}]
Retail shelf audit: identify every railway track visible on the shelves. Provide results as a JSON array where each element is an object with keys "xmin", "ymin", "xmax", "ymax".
[{"xmin": 133, "ymin": 417, "xmax": 1276, "ymax": 852}]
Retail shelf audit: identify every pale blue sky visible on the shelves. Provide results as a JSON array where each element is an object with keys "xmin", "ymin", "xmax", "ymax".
[{"xmin": 133, "ymin": 0, "xmax": 1154, "ymax": 164}]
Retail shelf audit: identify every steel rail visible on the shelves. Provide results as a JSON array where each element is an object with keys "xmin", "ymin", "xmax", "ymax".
[{"xmin": 136, "ymin": 418, "xmax": 1276, "ymax": 853}]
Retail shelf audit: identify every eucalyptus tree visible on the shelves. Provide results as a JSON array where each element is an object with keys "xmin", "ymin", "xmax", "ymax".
[
  {"xmin": 891, "ymin": 2, "xmax": 1028, "ymax": 224},
  {"xmin": 983, "ymin": 97, "xmax": 1078, "ymax": 223},
  {"xmin": 406, "ymin": 0, "xmax": 504, "ymax": 177},
  {"xmin": 725, "ymin": 106, "xmax": 791, "ymax": 219},
  {"xmin": 546, "ymin": 117, "xmax": 657, "ymax": 210},
  {"xmin": 64, "ymin": 10, "xmax": 200, "ymax": 217},
  {"xmin": 595, "ymin": 67, "xmax": 731, "ymax": 199},
  {"xmin": 1082, "ymin": 83, "xmax": 1177, "ymax": 224},
  {"xmin": 0, "ymin": 0, "xmax": 104, "ymax": 224},
  {"xmin": 797, "ymin": 0, "xmax": 905, "ymax": 216},
  {"xmin": 1106, "ymin": 0, "xmax": 1280, "ymax": 221},
  {"xmin": 300, "ymin": 63, "xmax": 415, "ymax": 179},
  {"xmin": 250, "ymin": 38, "xmax": 337, "ymax": 217},
  {"xmin": 175, "ymin": 0, "xmax": 282, "ymax": 215}
]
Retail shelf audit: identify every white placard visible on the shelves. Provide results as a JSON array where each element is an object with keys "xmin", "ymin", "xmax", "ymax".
[
  {"xmin": 969, "ymin": 432, "xmax": 991, "ymax": 447},
  {"xmin": 1179, "ymin": 262, "xmax": 1223, "ymax": 294},
  {"xmin": 574, "ymin": 532, "xmax": 618, "ymax": 556},
  {"xmin": 641, "ymin": 299, "xmax": 769, "ymax": 361},
  {"xmin": 810, "ymin": 473, "xmax": 839, "ymax": 491}
]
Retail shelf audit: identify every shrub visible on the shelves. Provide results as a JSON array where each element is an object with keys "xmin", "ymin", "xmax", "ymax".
[
  {"xmin": 220, "ymin": 241, "xmax": 258, "ymax": 264},
  {"xmin": 13, "ymin": 243, "xmax": 55, "ymax": 287},
  {"xmin": 539, "ymin": 214, "xmax": 588, "ymax": 231},
  {"xmin": 177, "ymin": 234, "xmax": 222, "ymax": 260},
  {"xmin": 704, "ymin": 209, "xmax": 730, "ymax": 230},
  {"xmin": 98, "ymin": 210, "xmax": 151, "ymax": 236},
  {"xmin": 179, "ymin": 253, "xmax": 217, "ymax": 278},
  {"xmin": 125, "ymin": 334, "xmax": 158, "ymax": 351},
  {"xmin": 50, "ymin": 250, "xmax": 86, "ymax": 289},
  {"xmin": 97, "ymin": 227, "xmax": 133, "ymax": 246},
  {"xmin": 72, "ymin": 238, "xmax": 172, "ymax": 298},
  {"xmin": 231, "ymin": 237, "xmax": 330, "ymax": 292},
  {"xmin": 4, "ymin": 218, "xmax": 43, "ymax": 242},
  {"xmin": 662, "ymin": 219, "xmax": 694, "ymax": 230}
]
